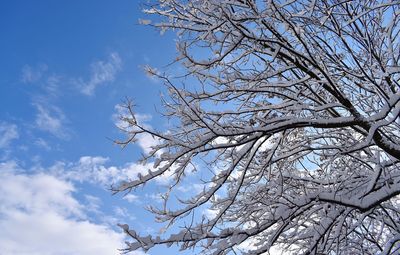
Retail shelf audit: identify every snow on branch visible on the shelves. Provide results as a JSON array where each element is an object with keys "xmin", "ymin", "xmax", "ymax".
[{"xmin": 117, "ymin": 0, "xmax": 400, "ymax": 254}]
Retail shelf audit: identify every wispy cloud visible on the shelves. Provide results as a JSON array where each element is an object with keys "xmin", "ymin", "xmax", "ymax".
[
  {"xmin": 21, "ymin": 64, "xmax": 48, "ymax": 83},
  {"xmin": 33, "ymin": 101, "xmax": 70, "ymax": 139},
  {"xmin": 34, "ymin": 138, "xmax": 51, "ymax": 150},
  {"xmin": 44, "ymin": 74, "xmax": 62, "ymax": 97},
  {"xmin": 77, "ymin": 52, "xmax": 122, "ymax": 96},
  {"xmin": 123, "ymin": 194, "xmax": 139, "ymax": 203},
  {"xmin": 113, "ymin": 206, "xmax": 135, "ymax": 221},
  {"xmin": 0, "ymin": 122, "xmax": 19, "ymax": 149},
  {"xmin": 20, "ymin": 63, "xmax": 71, "ymax": 141}
]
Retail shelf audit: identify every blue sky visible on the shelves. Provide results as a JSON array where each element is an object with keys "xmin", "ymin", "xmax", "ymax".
[{"xmin": 0, "ymin": 1, "xmax": 192, "ymax": 254}]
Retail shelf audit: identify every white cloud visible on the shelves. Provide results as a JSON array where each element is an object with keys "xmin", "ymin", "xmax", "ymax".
[
  {"xmin": 0, "ymin": 164, "xmax": 128, "ymax": 255},
  {"xmin": 203, "ymin": 208, "xmax": 218, "ymax": 220},
  {"xmin": 176, "ymin": 183, "xmax": 205, "ymax": 193},
  {"xmin": 137, "ymin": 132, "xmax": 161, "ymax": 155},
  {"xmin": 123, "ymin": 193, "xmax": 139, "ymax": 203},
  {"xmin": 237, "ymin": 238, "xmax": 288, "ymax": 255},
  {"xmin": 84, "ymin": 195, "xmax": 102, "ymax": 214},
  {"xmin": 21, "ymin": 64, "xmax": 61, "ymax": 98},
  {"xmin": 112, "ymin": 106, "xmax": 160, "ymax": 156},
  {"xmin": 20, "ymin": 64, "xmax": 71, "ymax": 141},
  {"xmin": 56, "ymin": 156, "xmax": 155, "ymax": 186},
  {"xmin": 21, "ymin": 64, "xmax": 48, "ymax": 83},
  {"xmin": 34, "ymin": 102, "xmax": 69, "ymax": 139},
  {"xmin": 112, "ymin": 104, "xmax": 130, "ymax": 129},
  {"xmin": 135, "ymin": 113, "xmax": 152, "ymax": 127},
  {"xmin": 113, "ymin": 206, "xmax": 135, "ymax": 221},
  {"xmin": 78, "ymin": 52, "xmax": 122, "ymax": 96},
  {"xmin": 49, "ymin": 156, "xmax": 174, "ymax": 190},
  {"xmin": 112, "ymin": 105, "xmax": 153, "ymax": 130},
  {"xmin": 145, "ymin": 193, "xmax": 165, "ymax": 204},
  {"xmin": 44, "ymin": 75, "xmax": 62, "ymax": 97},
  {"xmin": 34, "ymin": 138, "xmax": 51, "ymax": 150},
  {"xmin": 143, "ymin": 65, "xmax": 161, "ymax": 83},
  {"xmin": 0, "ymin": 122, "xmax": 19, "ymax": 148}
]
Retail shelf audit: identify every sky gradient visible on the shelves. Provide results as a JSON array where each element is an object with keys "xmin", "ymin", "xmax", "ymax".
[{"xmin": 0, "ymin": 1, "xmax": 188, "ymax": 254}]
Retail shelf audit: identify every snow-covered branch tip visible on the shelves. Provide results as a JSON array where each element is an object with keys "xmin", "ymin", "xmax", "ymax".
[{"xmin": 116, "ymin": 1, "xmax": 400, "ymax": 254}]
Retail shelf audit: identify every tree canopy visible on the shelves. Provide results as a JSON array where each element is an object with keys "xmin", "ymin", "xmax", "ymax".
[{"xmin": 116, "ymin": 1, "xmax": 400, "ymax": 254}]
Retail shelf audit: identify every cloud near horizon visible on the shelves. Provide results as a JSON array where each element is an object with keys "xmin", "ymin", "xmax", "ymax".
[{"xmin": 0, "ymin": 161, "xmax": 127, "ymax": 255}]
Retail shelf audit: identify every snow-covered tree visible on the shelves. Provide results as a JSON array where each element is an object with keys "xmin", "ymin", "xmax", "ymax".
[{"xmin": 116, "ymin": 1, "xmax": 400, "ymax": 254}]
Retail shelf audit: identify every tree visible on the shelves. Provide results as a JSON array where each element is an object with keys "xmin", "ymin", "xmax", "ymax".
[{"xmin": 116, "ymin": 1, "xmax": 400, "ymax": 254}]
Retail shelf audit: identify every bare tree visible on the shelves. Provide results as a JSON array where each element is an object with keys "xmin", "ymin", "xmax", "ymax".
[{"xmin": 116, "ymin": 1, "xmax": 400, "ymax": 254}]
